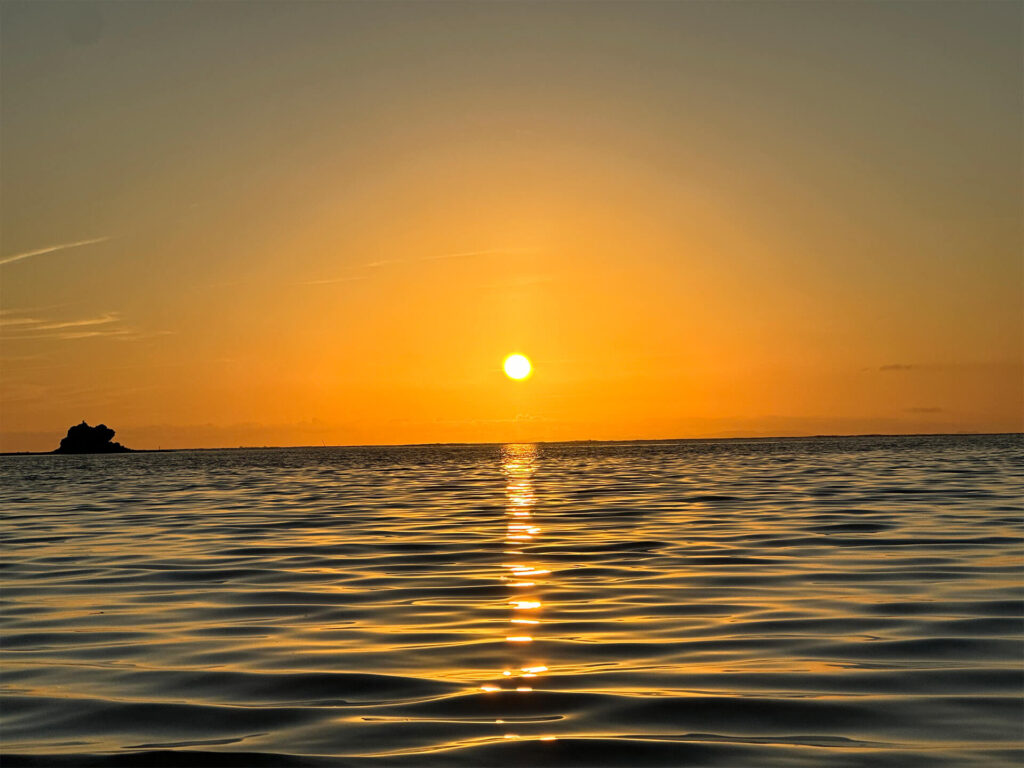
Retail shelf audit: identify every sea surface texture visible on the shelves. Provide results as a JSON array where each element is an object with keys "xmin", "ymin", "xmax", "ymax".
[{"xmin": 2, "ymin": 435, "xmax": 1022, "ymax": 767}]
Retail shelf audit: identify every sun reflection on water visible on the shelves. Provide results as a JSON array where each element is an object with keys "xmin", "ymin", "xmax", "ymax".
[{"xmin": 480, "ymin": 444, "xmax": 550, "ymax": 694}]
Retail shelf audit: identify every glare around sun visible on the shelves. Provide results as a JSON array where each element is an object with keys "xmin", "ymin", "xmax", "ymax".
[{"xmin": 504, "ymin": 354, "xmax": 532, "ymax": 380}]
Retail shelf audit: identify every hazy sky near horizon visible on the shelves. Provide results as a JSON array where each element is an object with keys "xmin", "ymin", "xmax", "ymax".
[{"xmin": 1, "ymin": 0, "xmax": 1021, "ymax": 451}]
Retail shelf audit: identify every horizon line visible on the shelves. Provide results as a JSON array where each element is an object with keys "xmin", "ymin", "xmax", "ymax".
[{"xmin": 2, "ymin": 430, "xmax": 1019, "ymax": 456}]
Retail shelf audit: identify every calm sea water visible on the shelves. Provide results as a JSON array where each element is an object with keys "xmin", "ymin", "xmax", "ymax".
[{"xmin": 2, "ymin": 435, "xmax": 1022, "ymax": 767}]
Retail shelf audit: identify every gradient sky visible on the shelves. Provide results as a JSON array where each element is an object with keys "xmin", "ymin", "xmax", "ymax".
[{"xmin": 2, "ymin": 1, "xmax": 1021, "ymax": 451}]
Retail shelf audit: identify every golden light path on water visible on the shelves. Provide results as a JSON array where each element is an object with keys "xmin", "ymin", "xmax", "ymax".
[{"xmin": 479, "ymin": 444, "xmax": 556, "ymax": 741}]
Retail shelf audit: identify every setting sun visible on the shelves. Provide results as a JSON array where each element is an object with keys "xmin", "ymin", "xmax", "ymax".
[{"xmin": 503, "ymin": 354, "xmax": 532, "ymax": 381}]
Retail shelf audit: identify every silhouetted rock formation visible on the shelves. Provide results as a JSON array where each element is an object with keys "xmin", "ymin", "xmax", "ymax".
[{"xmin": 55, "ymin": 421, "xmax": 131, "ymax": 453}]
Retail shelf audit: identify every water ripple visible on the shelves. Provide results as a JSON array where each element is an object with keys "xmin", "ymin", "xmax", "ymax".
[{"xmin": 1, "ymin": 434, "xmax": 1022, "ymax": 766}]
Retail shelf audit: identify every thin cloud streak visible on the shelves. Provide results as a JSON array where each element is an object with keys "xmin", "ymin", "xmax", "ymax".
[
  {"xmin": 35, "ymin": 314, "xmax": 120, "ymax": 331},
  {"xmin": 0, "ymin": 311, "xmax": 168, "ymax": 341},
  {"xmin": 5, "ymin": 327, "xmax": 165, "ymax": 342},
  {"xmin": 357, "ymin": 247, "xmax": 533, "ymax": 271},
  {"xmin": 295, "ymin": 275, "xmax": 369, "ymax": 286},
  {"xmin": 421, "ymin": 247, "xmax": 530, "ymax": 262},
  {"xmin": 0, "ymin": 236, "xmax": 112, "ymax": 267},
  {"xmin": 1, "ymin": 312, "xmax": 119, "ymax": 331},
  {"xmin": 297, "ymin": 248, "xmax": 529, "ymax": 286}
]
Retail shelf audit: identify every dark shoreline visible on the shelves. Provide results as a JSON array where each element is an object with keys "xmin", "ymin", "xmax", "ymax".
[{"xmin": 2, "ymin": 431, "xmax": 1020, "ymax": 456}]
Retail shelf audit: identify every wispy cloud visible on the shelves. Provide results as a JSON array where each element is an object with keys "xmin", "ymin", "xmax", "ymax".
[
  {"xmin": 297, "ymin": 248, "xmax": 534, "ymax": 287},
  {"xmin": 295, "ymin": 275, "xmax": 369, "ymax": 286},
  {"xmin": 0, "ymin": 236, "xmax": 112, "ymax": 267},
  {"xmin": 33, "ymin": 313, "xmax": 120, "ymax": 331},
  {"xmin": 1, "ymin": 311, "xmax": 119, "ymax": 331},
  {"xmin": 358, "ymin": 247, "xmax": 533, "ymax": 271},
  {"xmin": 878, "ymin": 364, "xmax": 918, "ymax": 372},
  {"xmin": 0, "ymin": 310, "xmax": 167, "ymax": 342},
  {"xmin": 420, "ymin": 247, "xmax": 528, "ymax": 263},
  {"xmin": 56, "ymin": 329, "xmax": 135, "ymax": 340}
]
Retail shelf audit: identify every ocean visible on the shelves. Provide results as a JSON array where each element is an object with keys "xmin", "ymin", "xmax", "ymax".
[{"xmin": 2, "ymin": 435, "xmax": 1022, "ymax": 766}]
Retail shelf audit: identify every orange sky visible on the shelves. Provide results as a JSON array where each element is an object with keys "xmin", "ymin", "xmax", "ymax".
[{"xmin": 2, "ymin": 1, "xmax": 1021, "ymax": 451}]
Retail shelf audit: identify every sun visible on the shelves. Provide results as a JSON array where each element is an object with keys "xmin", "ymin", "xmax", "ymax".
[{"xmin": 503, "ymin": 354, "xmax": 532, "ymax": 380}]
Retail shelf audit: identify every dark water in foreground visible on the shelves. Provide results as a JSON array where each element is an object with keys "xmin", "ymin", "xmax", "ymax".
[{"xmin": 1, "ymin": 435, "xmax": 1022, "ymax": 767}]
